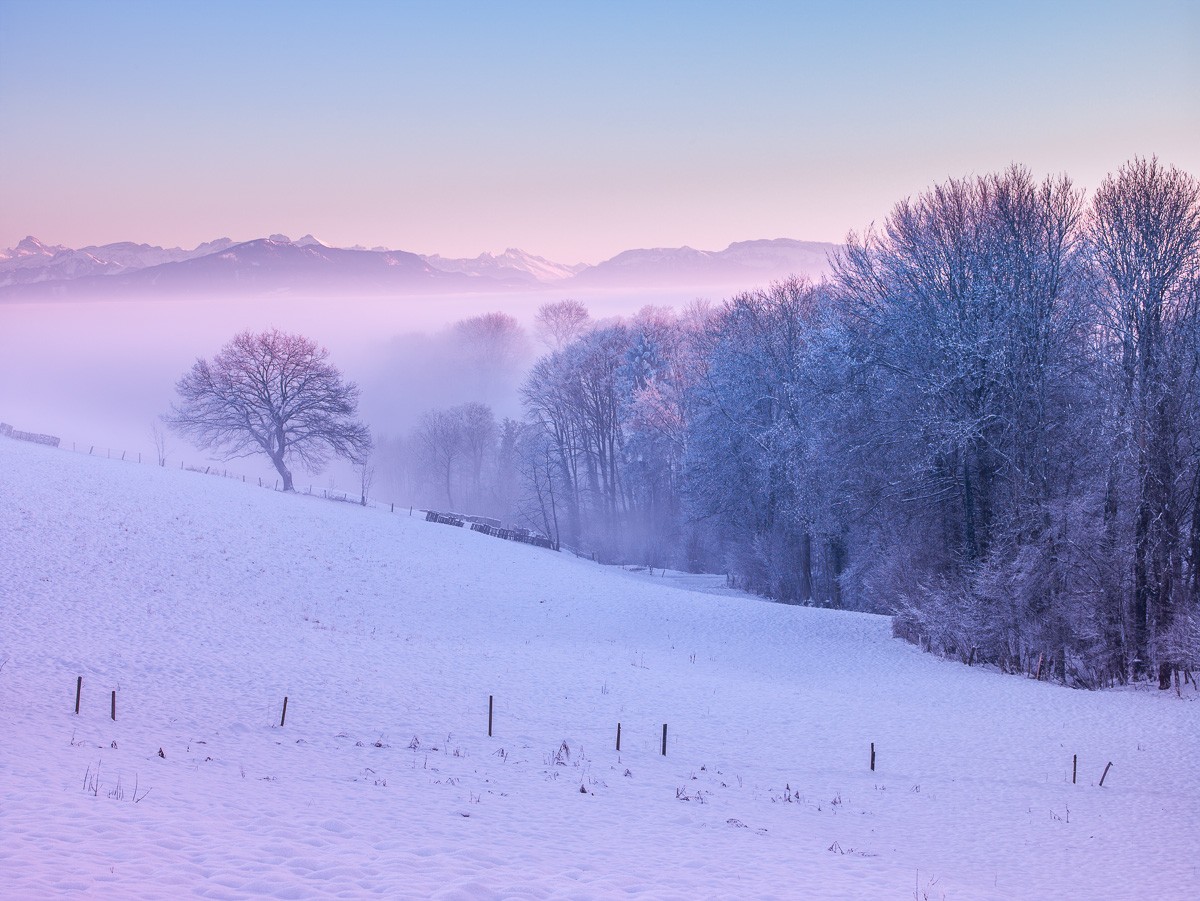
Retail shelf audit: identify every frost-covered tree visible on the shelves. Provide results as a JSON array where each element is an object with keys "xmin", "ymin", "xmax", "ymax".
[
  {"xmin": 522, "ymin": 348, "xmax": 585, "ymax": 547},
  {"xmin": 1091, "ymin": 157, "xmax": 1200, "ymax": 685},
  {"xmin": 521, "ymin": 310, "xmax": 709, "ymax": 564},
  {"xmin": 832, "ymin": 167, "xmax": 1103, "ymax": 678},
  {"xmin": 167, "ymin": 330, "xmax": 371, "ymax": 492},
  {"xmin": 620, "ymin": 306, "xmax": 711, "ymax": 567},
  {"xmin": 686, "ymin": 278, "xmax": 841, "ymax": 602}
]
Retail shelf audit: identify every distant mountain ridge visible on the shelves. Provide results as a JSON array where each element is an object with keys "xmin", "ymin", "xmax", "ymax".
[
  {"xmin": 570, "ymin": 238, "xmax": 836, "ymax": 289},
  {"xmin": 0, "ymin": 233, "xmax": 837, "ymax": 299},
  {"xmin": 0, "ymin": 237, "xmax": 518, "ymax": 299},
  {"xmin": 0, "ymin": 235, "xmax": 237, "ymax": 286},
  {"xmin": 424, "ymin": 248, "xmax": 589, "ymax": 285}
]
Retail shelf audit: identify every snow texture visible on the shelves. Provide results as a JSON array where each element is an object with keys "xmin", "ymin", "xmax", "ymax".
[{"xmin": 0, "ymin": 436, "xmax": 1196, "ymax": 899}]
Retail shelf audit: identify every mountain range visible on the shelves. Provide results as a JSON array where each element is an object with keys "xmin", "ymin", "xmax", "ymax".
[{"xmin": 0, "ymin": 233, "xmax": 837, "ymax": 299}]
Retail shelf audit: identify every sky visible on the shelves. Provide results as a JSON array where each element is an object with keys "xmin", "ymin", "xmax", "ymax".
[{"xmin": 1, "ymin": 0, "xmax": 1197, "ymax": 264}]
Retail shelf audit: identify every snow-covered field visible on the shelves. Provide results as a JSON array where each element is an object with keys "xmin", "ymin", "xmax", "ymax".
[{"xmin": 1, "ymin": 436, "xmax": 1196, "ymax": 900}]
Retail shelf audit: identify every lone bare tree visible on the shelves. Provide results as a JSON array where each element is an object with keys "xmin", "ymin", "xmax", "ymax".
[
  {"xmin": 150, "ymin": 421, "xmax": 169, "ymax": 466},
  {"xmin": 167, "ymin": 330, "xmax": 372, "ymax": 491},
  {"xmin": 415, "ymin": 407, "xmax": 466, "ymax": 509},
  {"xmin": 452, "ymin": 311, "xmax": 530, "ymax": 401},
  {"xmin": 358, "ymin": 460, "xmax": 376, "ymax": 506},
  {"xmin": 534, "ymin": 299, "xmax": 590, "ymax": 350}
]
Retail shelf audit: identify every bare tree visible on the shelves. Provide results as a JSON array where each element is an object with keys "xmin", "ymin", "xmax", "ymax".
[
  {"xmin": 521, "ymin": 350, "xmax": 583, "ymax": 547},
  {"xmin": 516, "ymin": 426, "xmax": 563, "ymax": 549},
  {"xmin": 457, "ymin": 401, "xmax": 497, "ymax": 506},
  {"xmin": 534, "ymin": 299, "xmax": 590, "ymax": 350},
  {"xmin": 167, "ymin": 330, "xmax": 371, "ymax": 492},
  {"xmin": 453, "ymin": 311, "xmax": 530, "ymax": 401},
  {"xmin": 520, "ymin": 324, "xmax": 631, "ymax": 559},
  {"xmin": 150, "ymin": 421, "xmax": 169, "ymax": 466},
  {"xmin": 358, "ymin": 458, "xmax": 376, "ymax": 506},
  {"xmin": 415, "ymin": 407, "xmax": 466, "ymax": 509}
]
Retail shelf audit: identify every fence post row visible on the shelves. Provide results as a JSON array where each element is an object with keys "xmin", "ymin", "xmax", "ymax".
[{"xmin": 56, "ymin": 673, "xmax": 1130, "ymax": 792}]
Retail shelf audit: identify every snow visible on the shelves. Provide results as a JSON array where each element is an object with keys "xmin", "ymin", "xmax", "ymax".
[
  {"xmin": 422, "ymin": 248, "xmax": 584, "ymax": 283},
  {"xmin": 1, "ymin": 435, "xmax": 1197, "ymax": 899}
]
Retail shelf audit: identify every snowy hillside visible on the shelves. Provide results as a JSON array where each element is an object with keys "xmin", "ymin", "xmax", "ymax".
[{"xmin": 0, "ymin": 436, "xmax": 1196, "ymax": 899}]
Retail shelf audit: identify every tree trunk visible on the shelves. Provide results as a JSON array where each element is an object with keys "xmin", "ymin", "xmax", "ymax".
[
  {"xmin": 1134, "ymin": 489, "xmax": 1151, "ymax": 679},
  {"xmin": 271, "ymin": 455, "xmax": 294, "ymax": 492},
  {"xmin": 828, "ymin": 535, "xmax": 847, "ymax": 609},
  {"xmin": 1190, "ymin": 467, "xmax": 1200, "ymax": 606},
  {"xmin": 1159, "ymin": 661, "xmax": 1174, "ymax": 691},
  {"xmin": 963, "ymin": 458, "xmax": 978, "ymax": 563},
  {"xmin": 1101, "ymin": 452, "xmax": 1127, "ymax": 680},
  {"xmin": 799, "ymin": 531, "xmax": 813, "ymax": 603}
]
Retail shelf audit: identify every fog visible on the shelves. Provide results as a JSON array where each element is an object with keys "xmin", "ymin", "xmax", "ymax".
[{"xmin": 0, "ymin": 286, "xmax": 711, "ymax": 496}]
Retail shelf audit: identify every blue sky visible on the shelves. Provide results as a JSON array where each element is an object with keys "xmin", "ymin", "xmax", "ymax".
[{"xmin": 1, "ymin": 0, "xmax": 1196, "ymax": 262}]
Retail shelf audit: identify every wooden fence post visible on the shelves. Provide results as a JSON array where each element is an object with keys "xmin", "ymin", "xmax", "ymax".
[
  {"xmin": 280, "ymin": 696, "xmax": 288, "ymax": 727},
  {"xmin": 75, "ymin": 676, "xmax": 82, "ymax": 714}
]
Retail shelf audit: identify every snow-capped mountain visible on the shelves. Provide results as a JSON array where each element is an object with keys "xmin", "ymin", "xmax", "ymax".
[
  {"xmin": 423, "ymin": 248, "xmax": 587, "ymax": 284},
  {"xmin": 0, "ymin": 236, "xmax": 237, "ymax": 288},
  {"xmin": 0, "ymin": 235, "xmax": 67, "ymax": 262},
  {"xmin": 0, "ymin": 236, "xmax": 120, "ymax": 285},
  {"xmin": 0, "ymin": 237, "xmax": 530, "ymax": 299},
  {"xmin": 0, "ymin": 234, "xmax": 839, "ymax": 300}
]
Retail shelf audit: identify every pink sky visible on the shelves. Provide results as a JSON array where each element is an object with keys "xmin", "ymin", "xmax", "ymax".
[{"xmin": 1, "ymin": 1, "xmax": 1197, "ymax": 263}]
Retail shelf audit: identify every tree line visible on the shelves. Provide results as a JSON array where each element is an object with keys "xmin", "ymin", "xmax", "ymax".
[
  {"xmin": 169, "ymin": 158, "xmax": 1199, "ymax": 688},
  {"xmin": 506, "ymin": 158, "xmax": 1198, "ymax": 688}
]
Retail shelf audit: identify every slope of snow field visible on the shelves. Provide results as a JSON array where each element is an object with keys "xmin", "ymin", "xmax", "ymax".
[{"xmin": 0, "ymin": 436, "xmax": 1196, "ymax": 899}]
